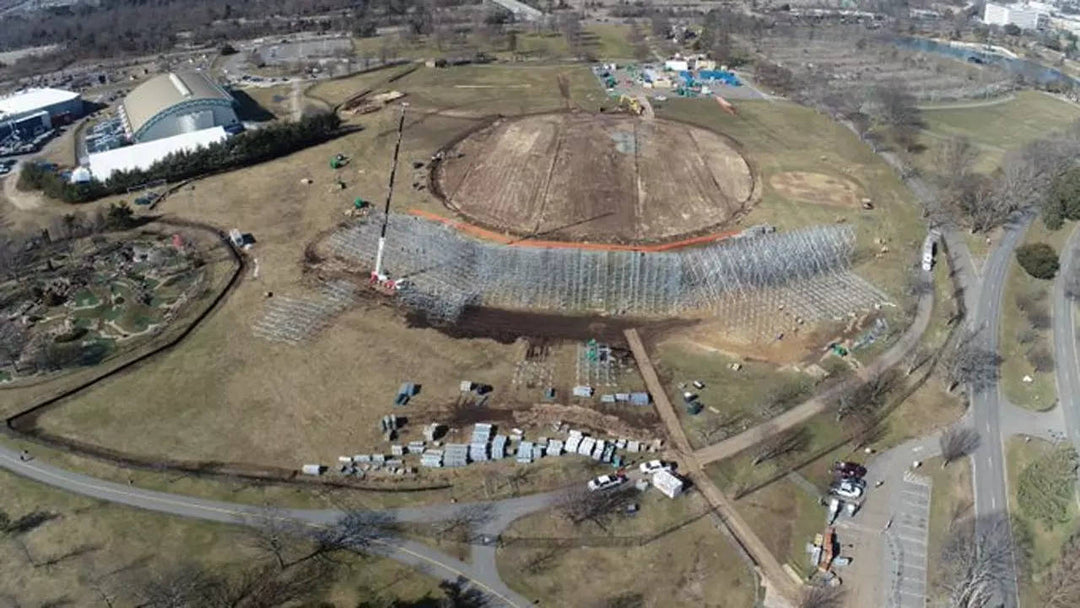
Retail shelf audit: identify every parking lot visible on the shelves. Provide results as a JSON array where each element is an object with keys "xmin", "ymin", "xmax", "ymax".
[{"xmin": 882, "ymin": 471, "xmax": 931, "ymax": 608}]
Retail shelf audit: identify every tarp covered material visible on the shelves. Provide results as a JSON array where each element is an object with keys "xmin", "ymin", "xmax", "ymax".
[
  {"xmin": 86, "ymin": 127, "xmax": 228, "ymax": 182},
  {"xmin": 698, "ymin": 70, "xmax": 741, "ymax": 86}
]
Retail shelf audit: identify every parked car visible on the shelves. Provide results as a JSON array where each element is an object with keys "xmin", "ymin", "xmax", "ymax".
[
  {"xmin": 832, "ymin": 480, "xmax": 864, "ymax": 499},
  {"xmin": 832, "ymin": 461, "xmax": 867, "ymax": 479},
  {"xmin": 639, "ymin": 460, "xmax": 672, "ymax": 475},
  {"xmin": 587, "ymin": 474, "xmax": 627, "ymax": 492}
]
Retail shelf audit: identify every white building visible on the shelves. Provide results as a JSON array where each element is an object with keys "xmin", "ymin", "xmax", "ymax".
[
  {"xmin": 651, "ymin": 469, "xmax": 685, "ymax": 499},
  {"xmin": 0, "ymin": 87, "xmax": 82, "ymax": 140},
  {"xmin": 983, "ymin": 2, "xmax": 1047, "ymax": 30},
  {"xmin": 86, "ymin": 126, "xmax": 228, "ymax": 182}
]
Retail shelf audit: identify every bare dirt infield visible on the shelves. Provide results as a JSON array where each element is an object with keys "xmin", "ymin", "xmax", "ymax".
[
  {"xmin": 768, "ymin": 171, "xmax": 864, "ymax": 208},
  {"xmin": 436, "ymin": 112, "xmax": 755, "ymax": 244}
]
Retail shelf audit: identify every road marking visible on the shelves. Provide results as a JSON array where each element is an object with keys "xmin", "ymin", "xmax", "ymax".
[{"xmin": 992, "ymin": 496, "xmax": 997, "ymax": 509}]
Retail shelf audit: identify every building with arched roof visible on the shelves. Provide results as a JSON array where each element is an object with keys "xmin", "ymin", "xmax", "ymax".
[{"xmin": 119, "ymin": 71, "xmax": 239, "ymax": 143}]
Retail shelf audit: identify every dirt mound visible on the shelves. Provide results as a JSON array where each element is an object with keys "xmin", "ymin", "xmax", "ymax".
[
  {"xmin": 769, "ymin": 171, "xmax": 864, "ymax": 207},
  {"xmin": 513, "ymin": 403, "xmax": 659, "ymax": 441},
  {"xmin": 435, "ymin": 113, "xmax": 755, "ymax": 244}
]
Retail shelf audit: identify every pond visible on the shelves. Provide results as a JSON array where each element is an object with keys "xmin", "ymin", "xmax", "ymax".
[{"xmin": 895, "ymin": 37, "xmax": 1078, "ymax": 89}]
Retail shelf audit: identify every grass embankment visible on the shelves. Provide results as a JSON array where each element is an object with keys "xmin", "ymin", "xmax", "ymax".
[
  {"xmin": 917, "ymin": 91, "xmax": 1080, "ymax": 174},
  {"xmin": 1006, "ymin": 436, "xmax": 1080, "ymax": 608},
  {"xmin": 999, "ymin": 220, "xmax": 1073, "ymax": 410},
  {"xmin": 497, "ymin": 492, "xmax": 756, "ymax": 607},
  {"xmin": 0, "ymin": 469, "xmax": 441, "ymax": 606},
  {"xmin": 925, "ymin": 456, "xmax": 973, "ymax": 603}
]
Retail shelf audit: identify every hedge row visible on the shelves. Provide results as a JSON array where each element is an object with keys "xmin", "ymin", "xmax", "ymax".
[{"xmin": 20, "ymin": 112, "xmax": 343, "ymax": 204}]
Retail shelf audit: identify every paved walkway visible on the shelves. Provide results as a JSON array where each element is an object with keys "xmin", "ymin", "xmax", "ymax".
[
  {"xmin": 624, "ymin": 328, "xmax": 800, "ymax": 605},
  {"xmin": 693, "ymin": 270, "xmax": 935, "ymax": 466}
]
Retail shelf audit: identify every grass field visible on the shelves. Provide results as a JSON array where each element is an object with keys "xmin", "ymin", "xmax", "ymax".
[
  {"xmin": 734, "ymin": 476, "xmax": 824, "ymax": 579},
  {"xmin": 1006, "ymin": 436, "xmax": 1080, "ymax": 608},
  {"xmin": 917, "ymin": 91, "xmax": 1080, "ymax": 174},
  {"xmin": 0, "ymin": 468, "xmax": 441, "ymax": 607},
  {"xmin": 497, "ymin": 509, "xmax": 757, "ymax": 607},
  {"xmin": 999, "ymin": 220, "xmax": 1073, "ymax": 411},
  {"xmin": 925, "ymin": 456, "xmax": 973, "ymax": 603},
  {"xmin": 6, "ymin": 65, "xmax": 927, "ymax": 509}
]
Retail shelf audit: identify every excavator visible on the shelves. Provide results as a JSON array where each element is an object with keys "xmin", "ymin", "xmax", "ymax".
[{"xmin": 617, "ymin": 94, "xmax": 643, "ymax": 116}]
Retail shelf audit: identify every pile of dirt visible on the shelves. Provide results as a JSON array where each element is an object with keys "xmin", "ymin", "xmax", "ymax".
[
  {"xmin": 435, "ymin": 112, "xmax": 756, "ymax": 244},
  {"xmin": 514, "ymin": 403, "xmax": 659, "ymax": 441}
]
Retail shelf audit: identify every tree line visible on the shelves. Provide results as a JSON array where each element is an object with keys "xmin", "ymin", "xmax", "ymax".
[{"xmin": 18, "ymin": 111, "xmax": 342, "ymax": 204}]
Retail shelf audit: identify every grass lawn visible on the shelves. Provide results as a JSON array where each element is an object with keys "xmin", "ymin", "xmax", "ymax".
[
  {"xmin": 999, "ymin": 219, "xmax": 1073, "ymax": 411},
  {"xmin": 651, "ymin": 341, "xmax": 814, "ymax": 450},
  {"xmin": 733, "ymin": 476, "xmax": 824, "ymax": 579},
  {"xmin": 1006, "ymin": 436, "xmax": 1080, "ymax": 608},
  {"xmin": 303, "ymin": 63, "xmax": 418, "ymax": 108},
  {"xmin": 925, "ymin": 455, "xmax": 973, "ymax": 603},
  {"xmin": 0, "ymin": 468, "xmax": 441, "ymax": 607},
  {"xmin": 497, "ymin": 515, "xmax": 757, "ymax": 607},
  {"xmin": 917, "ymin": 91, "xmax": 1080, "ymax": 174},
  {"xmin": 705, "ymin": 410, "xmax": 849, "ymax": 498}
]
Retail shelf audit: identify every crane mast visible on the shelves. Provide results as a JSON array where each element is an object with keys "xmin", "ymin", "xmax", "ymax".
[{"xmin": 373, "ymin": 102, "xmax": 407, "ymax": 282}]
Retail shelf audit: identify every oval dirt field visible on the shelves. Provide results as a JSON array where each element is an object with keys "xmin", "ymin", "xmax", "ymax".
[{"xmin": 435, "ymin": 113, "xmax": 755, "ymax": 243}]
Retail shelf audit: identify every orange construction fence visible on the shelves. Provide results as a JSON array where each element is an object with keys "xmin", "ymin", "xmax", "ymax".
[{"xmin": 407, "ymin": 209, "xmax": 741, "ymax": 252}]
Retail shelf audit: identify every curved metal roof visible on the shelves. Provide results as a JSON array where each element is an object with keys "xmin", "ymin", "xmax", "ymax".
[{"xmin": 120, "ymin": 71, "xmax": 232, "ymax": 139}]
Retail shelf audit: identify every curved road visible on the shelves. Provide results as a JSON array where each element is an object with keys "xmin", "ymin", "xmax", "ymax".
[{"xmin": 0, "ymin": 443, "xmax": 557, "ymax": 607}]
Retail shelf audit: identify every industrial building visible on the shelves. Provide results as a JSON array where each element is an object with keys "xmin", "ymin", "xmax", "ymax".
[
  {"xmin": 85, "ymin": 126, "xmax": 228, "ymax": 182},
  {"xmin": 983, "ymin": 2, "xmax": 1047, "ymax": 30},
  {"xmin": 0, "ymin": 87, "xmax": 83, "ymax": 142},
  {"xmin": 119, "ymin": 71, "xmax": 239, "ymax": 143}
]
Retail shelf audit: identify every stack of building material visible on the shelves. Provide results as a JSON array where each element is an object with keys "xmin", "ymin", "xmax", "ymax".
[
  {"xmin": 517, "ymin": 441, "xmax": 534, "ymax": 464},
  {"xmin": 492, "ymin": 435, "xmax": 508, "ymax": 459},
  {"xmin": 578, "ymin": 436, "xmax": 596, "ymax": 456},
  {"xmin": 408, "ymin": 440, "xmax": 426, "ymax": 454},
  {"xmin": 565, "ymin": 430, "xmax": 583, "ymax": 454},
  {"xmin": 423, "ymin": 423, "xmax": 443, "ymax": 441},
  {"xmin": 444, "ymin": 444, "xmax": 469, "ymax": 467},
  {"xmin": 546, "ymin": 439, "xmax": 563, "ymax": 456},
  {"xmin": 420, "ymin": 449, "xmax": 443, "ymax": 468},
  {"xmin": 390, "ymin": 445, "xmax": 404, "ymax": 456},
  {"xmin": 592, "ymin": 439, "xmax": 606, "ymax": 460},
  {"xmin": 470, "ymin": 443, "xmax": 488, "ymax": 462},
  {"xmin": 629, "ymin": 392, "xmax": 651, "ymax": 406},
  {"xmin": 530, "ymin": 442, "xmax": 544, "ymax": 460}
]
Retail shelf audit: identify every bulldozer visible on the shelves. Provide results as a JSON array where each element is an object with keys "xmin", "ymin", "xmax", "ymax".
[{"xmin": 617, "ymin": 94, "xmax": 643, "ymax": 116}]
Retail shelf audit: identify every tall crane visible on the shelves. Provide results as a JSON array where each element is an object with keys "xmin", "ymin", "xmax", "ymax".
[{"xmin": 372, "ymin": 102, "xmax": 408, "ymax": 286}]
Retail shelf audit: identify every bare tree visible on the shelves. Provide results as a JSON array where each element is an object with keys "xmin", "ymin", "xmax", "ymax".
[
  {"xmin": 557, "ymin": 485, "xmax": 636, "ymax": 531},
  {"xmin": 242, "ymin": 509, "xmax": 308, "ymax": 570},
  {"xmin": 798, "ymin": 585, "xmax": 845, "ymax": 608},
  {"xmin": 944, "ymin": 333, "xmax": 1001, "ymax": 393},
  {"xmin": 434, "ymin": 504, "xmax": 494, "ymax": 546},
  {"xmin": 1043, "ymin": 533, "xmax": 1080, "ymax": 608},
  {"xmin": 940, "ymin": 426, "xmax": 981, "ymax": 467},
  {"xmin": 934, "ymin": 136, "xmax": 979, "ymax": 193},
  {"xmin": 938, "ymin": 513, "xmax": 1016, "ymax": 608},
  {"xmin": 751, "ymin": 426, "xmax": 809, "ymax": 466}
]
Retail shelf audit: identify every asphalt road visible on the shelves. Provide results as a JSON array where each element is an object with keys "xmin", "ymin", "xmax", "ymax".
[
  {"xmin": 1054, "ymin": 226, "xmax": 1080, "ymax": 457},
  {"xmin": 0, "ymin": 443, "xmax": 553, "ymax": 607},
  {"xmin": 966, "ymin": 212, "xmax": 1034, "ymax": 608}
]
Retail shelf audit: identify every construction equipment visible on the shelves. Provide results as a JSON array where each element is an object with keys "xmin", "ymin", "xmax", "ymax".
[
  {"xmin": 371, "ymin": 103, "xmax": 408, "ymax": 290},
  {"xmin": 617, "ymin": 94, "xmax": 642, "ymax": 115}
]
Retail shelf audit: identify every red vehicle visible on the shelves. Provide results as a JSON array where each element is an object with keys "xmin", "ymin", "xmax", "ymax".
[{"xmin": 832, "ymin": 461, "xmax": 867, "ymax": 479}]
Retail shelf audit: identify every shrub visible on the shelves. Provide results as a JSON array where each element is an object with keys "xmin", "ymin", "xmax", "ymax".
[
  {"xmin": 1017, "ymin": 445, "xmax": 1078, "ymax": 526},
  {"xmin": 1015, "ymin": 243, "xmax": 1060, "ymax": 279}
]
